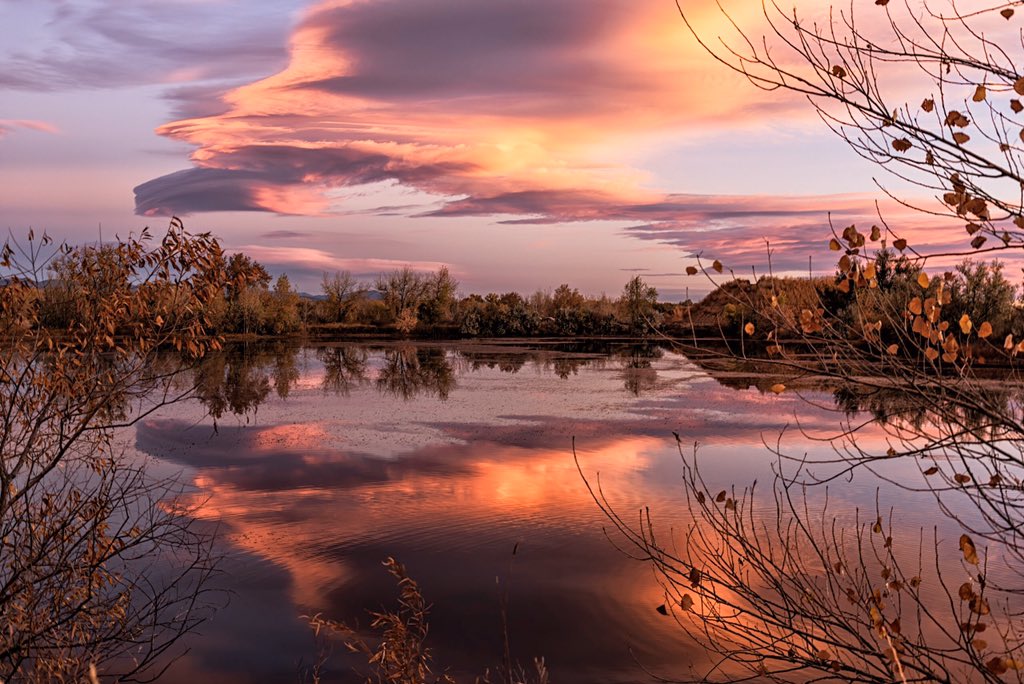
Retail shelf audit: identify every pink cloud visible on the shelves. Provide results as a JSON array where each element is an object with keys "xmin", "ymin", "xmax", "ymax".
[
  {"xmin": 236, "ymin": 244, "xmax": 449, "ymax": 278},
  {"xmin": 0, "ymin": 119, "xmax": 60, "ymax": 138}
]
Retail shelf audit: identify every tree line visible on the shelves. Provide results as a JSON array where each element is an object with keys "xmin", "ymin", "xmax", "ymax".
[{"xmin": 21, "ymin": 245, "xmax": 673, "ymax": 338}]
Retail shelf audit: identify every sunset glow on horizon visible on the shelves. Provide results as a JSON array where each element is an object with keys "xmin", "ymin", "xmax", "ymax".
[{"xmin": 0, "ymin": 0, "xmax": 971, "ymax": 297}]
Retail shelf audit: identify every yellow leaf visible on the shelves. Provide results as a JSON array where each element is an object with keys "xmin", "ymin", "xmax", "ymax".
[
  {"xmin": 959, "ymin": 313, "xmax": 973, "ymax": 334},
  {"xmin": 908, "ymin": 297, "xmax": 923, "ymax": 315},
  {"xmin": 925, "ymin": 347, "xmax": 939, "ymax": 362},
  {"xmin": 829, "ymin": 238, "xmax": 841, "ymax": 251},
  {"xmin": 917, "ymin": 272, "xmax": 930, "ymax": 289},
  {"xmin": 1004, "ymin": 334, "xmax": 1015, "ymax": 350},
  {"xmin": 770, "ymin": 383, "xmax": 786, "ymax": 394},
  {"xmin": 744, "ymin": 322, "xmax": 755, "ymax": 335},
  {"xmin": 887, "ymin": 344, "xmax": 899, "ymax": 355},
  {"xmin": 978, "ymin": 321, "xmax": 993, "ymax": 338},
  {"xmin": 960, "ymin": 534, "xmax": 979, "ymax": 564}
]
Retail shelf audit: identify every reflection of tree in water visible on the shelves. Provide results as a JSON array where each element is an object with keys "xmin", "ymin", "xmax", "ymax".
[
  {"xmin": 376, "ymin": 346, "xmax": 455, "ymax": 400},
  {"xmin": 832, "ymin": 382, "xmax": 1018, "ymax": 435},
  {"xmin": 618, "ymin": 343, "xmax": 663, "ymax": 396},
  {"xmin": 547, "ymin": 356, "xmax": 590, "ymax": 379},
  {"xmin": 193, "ymin": 349, "xmax": 270, "ymax": 419},
  {"xmin": 457, "ymin": 346, "xmax": 608, "ymax": 379},
  {"xmin": 272, "ymin": 345, "xmax": 301, "ymax": 400},
  {"xmin": 685, "ymin": 349, "xmax": 1018, "ymax": 434},
  {"xmin": 191, "ymin": 343, "xmax": 302, "ymax": 417},
  {"xmin": 317, "ymin": 345, "xmax": 369, "ymax": 396},
  {"xmin": 458, "ymin": 351, "xmax": 527, "ymax": 374}
]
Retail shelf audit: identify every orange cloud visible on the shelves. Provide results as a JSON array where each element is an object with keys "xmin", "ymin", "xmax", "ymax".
[
  {"xmin": 132, "ymin": 0, "xmax": 1004, "ymax": 276},
  {"xmin": 134, "ymin": 0, "xmax": 804, "ymax": 219}
]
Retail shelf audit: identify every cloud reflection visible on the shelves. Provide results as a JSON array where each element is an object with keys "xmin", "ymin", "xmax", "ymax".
[{"xmin": 137, "ymin": 339, "xmax": 909, "ymax": 682}]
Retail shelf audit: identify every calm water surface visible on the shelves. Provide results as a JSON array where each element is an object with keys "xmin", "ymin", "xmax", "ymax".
[{"xmin": 127, "ymin": 340, "xmax": 969, "ymax": 683}]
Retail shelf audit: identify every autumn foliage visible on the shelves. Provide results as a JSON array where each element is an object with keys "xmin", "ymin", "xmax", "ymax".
[{"xmin": 0, "ymin": 219, "xmax": 237, "ymax": 681}]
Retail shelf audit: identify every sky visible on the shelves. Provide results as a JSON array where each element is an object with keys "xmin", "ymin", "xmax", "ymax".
[{"xmin": 0, "ymin": 0, "xmax": 968, "ymax": 299}]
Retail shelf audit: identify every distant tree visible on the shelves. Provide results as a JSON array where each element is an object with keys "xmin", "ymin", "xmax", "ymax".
[
  {"xmin": 419, "ymin": 266, "xmax": 459, "ymax": 326},
  {"xmin": 458, "ymin": 294, "xmax": 486, "ymax": 337},
  {"xmin": 321, "ymin": 270, "xmax": 367, "ymax": 323},
  {"xmin": 225, "ymin": 252, "xmax": 270, "ymax": 301},
  {"xmin": 221, "ymin": 253, "xmax": 273, "ymax": 335},
  {"xmin": 872, "ymin": 248, "xmax": 919, "ymax": 291},
  {"xmin": 552, "ymin": 283, "xmax": 585, "ymax": 311},
  {"xmin": 377, "ymin": 267, "xmax": 429, "ymax": 328},
  {"xmin": 230, "ymin": 286, "xmax": 264, "ymax": 335},
  {"xmin": 947, "ymin": 260, "xmax": 1020, "ymax": 340},
  {"xmin": 619, "ymin": 276, "xmax": 658, "ymax": 334},
  {"xmin": 267, "ymin": 274, "xmax": 301, "ymax": 335}
]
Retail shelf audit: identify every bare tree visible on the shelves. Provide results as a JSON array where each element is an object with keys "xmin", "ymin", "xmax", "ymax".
[
  {"xmin": 677, "ymin": 0, "xmax": 1024, "ymax": 257},
  {"xmin": 377, "ymin": 267, "xmax": 429, "ymax": 318},
  {"xmin": 322, "ymin": 270, "xmax": 368, "ymax": 323},
  {"xmin": 579, "ymin": 2, "xmax": 1024, "ymax": 681}
]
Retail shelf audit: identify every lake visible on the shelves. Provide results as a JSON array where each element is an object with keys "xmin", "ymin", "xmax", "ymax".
[{"xmin": 127, "ymin": 339, "xmax": 985, "ymax": 683}]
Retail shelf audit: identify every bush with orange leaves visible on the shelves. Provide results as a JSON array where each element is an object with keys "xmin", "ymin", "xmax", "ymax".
[{"xmin": 0, "ymin": 219, "xmax": 249, "ymax": 682}]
